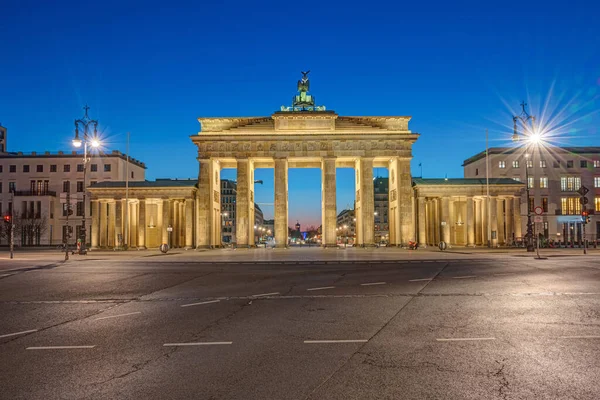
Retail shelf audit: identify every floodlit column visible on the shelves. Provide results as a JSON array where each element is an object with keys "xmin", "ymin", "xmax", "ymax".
[
  {"xmin": 115, "ymin": 200, "xmax": 123, "ymax": 247},
  {"xmin": 441, "ymin": 197, "xmax": 450, "ymax": 243},
  {"xmin": 179, "ymin": 201, "xmax": 185, "ymax": 247},
  {"xmin": 99, "ymin": 201, "xmax": 108, "ymax": 248},
  {"xmin": 162, "ymin": 200, "xmax": 170, "ymax": 246},
  {"xmin": 505, "ymin": 198, "xmax": 513, "ymax": 245},
  {"xmin": 172, "ymin": 200, "xmax": 179, "ymax": 248},
  {"xmin": 108, "ymin": 202, "xmax": 116, "ymax": 247},
  {"xmin": 274, "ymin": 158, "xmax": 289, "ymax": 248},
  {"xmin": 513, "ymin": 197, "xmax": 522, "ymax": 239},
  {"xmin": 356, "ymin": 157, "xmax": 375, "ymax": 246},
  {"xmin": 157, "ymin": 200, "xmax": 164, "ymax": 245},
  {"xmin": 466, "ymin": 196, "xmax": 475, "ymax": 246},
  {"xmin": 130, "ymin": 202, "xmax": 138, "ymax": 248},
  {"xmin": 138, "ymin": 199, "xmax": 146, "ymax": 249},
  {"xmin": 185, "ymin": 199, "xmax": 194, "ymax": 249},
  {"xmin": 321, "ymin": 157, "xmax": 337, "ymax": 247},
  {"xmin": 481, "ymin": 198, "xmax": 488, "ymax": 246},
  {"xmin": 496, "ymin": 198, "xmax": 505, "ymax": 245},
  {"xmin": 236, "ymin": 158, "xmax": 253, "ymax": 247},
  {"xmin": 91, "ymin": 200, "xmax": 99, "ymax": 249},
  {"xmin": 196, "ymin": 159, "xmax": 220, "ymax": 248},
  {"xmin": 418, "ymin": 196, "xmax": 427, "ymax": 246},
  {"xmin": 490, "ymin": 196, "xmax": 498, "ymax": 247},
  {"xmin": 474, "ymin": 199, "xmax": 481, "ymax": 245},
  {"xmin": 433, "ymin": 198, "xmax": 440, "ymax": 244}
]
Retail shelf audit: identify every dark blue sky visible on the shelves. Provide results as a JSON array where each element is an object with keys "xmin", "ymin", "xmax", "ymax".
[{"xmin": 1, "ymin": 0, "xmax": 598, "ymax": 227}]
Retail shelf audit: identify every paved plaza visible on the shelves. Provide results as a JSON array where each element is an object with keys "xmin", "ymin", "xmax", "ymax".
[{"xmin": 0, "ymin": 248, "xmax": 599, "ymax": 399}]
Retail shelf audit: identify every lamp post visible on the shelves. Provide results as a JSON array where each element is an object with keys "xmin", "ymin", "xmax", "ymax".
[
  {"xmin": 512, "ymin": 101, "xmax": 537, "ymax": 252},
  {"xmin": 72, "ymin": 105, "xmax": 100, "ymax": 255}
]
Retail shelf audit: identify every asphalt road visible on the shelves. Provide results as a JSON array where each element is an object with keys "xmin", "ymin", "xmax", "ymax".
[{"xmin": 1, "ymin": 255, "xmax": 599, "ymax": 399}]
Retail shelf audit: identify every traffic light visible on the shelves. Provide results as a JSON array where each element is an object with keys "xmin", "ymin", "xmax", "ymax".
[
  {"xmin": 3, "ymin": 215, "xmax": 11, "ymax": 224},
  {"xmin": 582, "ymin": 210, "xmax": 590, "ymax": 224}
]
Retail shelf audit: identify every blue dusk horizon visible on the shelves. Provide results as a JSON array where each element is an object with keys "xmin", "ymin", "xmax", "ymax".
[{"xmin": 1, "ymin": 0, "xmax": 599, "ymax": 228}]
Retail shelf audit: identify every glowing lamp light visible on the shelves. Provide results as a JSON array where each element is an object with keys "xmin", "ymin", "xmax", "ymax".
[
  {"xmin": 91, "ymin": 138, "xmax": 101, "ymax": 148},
  {"xmin": 528, "ymin": 132, "xmax": 541, "ymax": 145},
  {"xmin": 72, "ymin": 137, "xmax": 83, "ymax": 148}
]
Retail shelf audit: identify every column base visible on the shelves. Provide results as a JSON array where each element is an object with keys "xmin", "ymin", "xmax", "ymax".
[{"xmin": 137, "ymin": 246, "xmax": 147, "ymax": 250}]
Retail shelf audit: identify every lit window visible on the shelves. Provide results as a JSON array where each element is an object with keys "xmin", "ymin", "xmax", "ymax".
[
  {"xmin": 542, "ymin": 197, "xmax": 548, "ymax": 212},
  {"xmin": 526, "ymin": 160, "xmax": 533, "ymax": 168},
  {"xmin": 560, "ymin": 176, "xmax": 581, "ymax": 191},
  {"xmin": 528, "ymin": 198, "xmax": 534, "ymax": 213},
  {"xmin": 513, "ymin": 176, "xmax": 521, "ymax": 182},
  {"xmin": 512, "ymin": 160, "xmax": 519, "ymax": 168},
  {"xmin": 595, "ymin": 177, "xmax": 600, "ymax": 188},
  {"xmin": 540, "ymin": 177, "xmax": 548, "ymax": 188},
  {"xmin": 540, "ymin": 160, "xmax": 546, "ymax": 168},
  {"xmin": 594, "ymin": 160, "xmax": 600, "ymax": 168},
  {"xmin": 527, "ymin": 177, "xmax": 534, "ymax": 189},
  {"xmin": 498, "ymin": 161, "xmax": 506, "ymax": 169},
  {"xmin": 560, "ymin": 197, "xmax": 581, "ymax": 215},
  {"xmin": 596, "ymin": 198, "xmax": 600, "ymax": 211}
]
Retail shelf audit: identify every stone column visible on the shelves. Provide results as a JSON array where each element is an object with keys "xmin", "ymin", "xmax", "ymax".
[
  {"xmin": 115, "ymin": 200, "xmax": 123, "ymax": 248},
  {"xmin": 138, "ymin": 199, "xmax": 146, "ymax": 249},
  {"xmin": 108, "ymin": 202, "xmax": 116, "ymax": 247},
  {"xmin": 433, "ymin": 198, "xmax": 440, "ymax": 244},
  {"xmin": 321, "ymin": 157, "xmax": 337, "ymax": 247},
  {"xmin": 179, "ymin": 201, "xmax": 185, "ymax": 247},
  {"xmin": 185, "ymin": 199, "xmax": 194, "ymax": 249},
  {"xmin": 172, "ymin": 200, "xmax": 179, "ymax": 248},
  {"xmin": 274, "ymin": 158, "xmax": 289, "ymax": 248},
  {"xmin": 497, "ymin": 198, "xmax": 505, "ymax": 245},
  {"xmin": 505, "ymin": 198, "xmax": 513, "ymax": 245},
  {"xmin": 490, "ymin": 196, "xmax": 498, "ymax": 247},
  {"xmin": 162, "ymin": 200, "xmax": 170, "ymax": 246},
  {"xmin": 466, "ymin": 196, "xmax": 475, "ymax": 246},
  {"xmin": 99, "ymin": 201, "xmax": 107, "ymax": 248},
  {"xmin": 474, "ymin": 199, "xmax": 481, "ymax": 245},
  {"xmin": 513, "ymin": 197, "xmax": 522, "ymax": 239},
  {"xmin": 91, "ymin": 200, "xmax": 99, "ymax": 249},
  {"xmin": 130, "ymin": 202, "xmax": 138, "ymax": 248},
  {"xmin": 481, "ymin": 198, "xmax": 488, "ymax": 246},
  {"xmin": 356, "ymin": 157, "xmax": 375, "ymax": 246},
  {"xmin": 157, "ymin": 200, "xmax": 164, "ymax": 245},
  {"xmin": 196, "ymin": 159, "xmax": 220, "ymax": 248},
  {"xmin": 236, "ymin": 159, "xmax": 253, "ymax": 247},
  {"xmin": 417, "ymin": 196, "xmax": 427, "ymax": 246},
  {"xmin": 441, "ymin": 197, "xmax": 450, "ymax": 243}
]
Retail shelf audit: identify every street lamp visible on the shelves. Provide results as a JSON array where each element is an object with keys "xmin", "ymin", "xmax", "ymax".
[
  {"xmin": 72, "ymin": 105, "xmax": 99, "ymax": 255},
  {"xmin": 512, "ymin": 101, "xmax": 537, "ymax": 252}
]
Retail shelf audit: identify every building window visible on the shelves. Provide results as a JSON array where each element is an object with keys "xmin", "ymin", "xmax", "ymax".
[
  {"xmin": 23, "ymin": 165, "xmax": 30, "ymax": 173},
  {"xmin": 567, "ymin": 160, "xmax": 573, "ymax": 168},
  {"xmin": 0, "ymin": 166, "xmax": 2, "ymax": 173},
  {"xmin": 131, "ymin": 171, "xmax": 134, "ymax": 179},
  {"xmin": 498, "ymin": 161, "xmax": 506, "ymax": 169},
  {"xmin": 64, "ymin": 164, "xmax": 71, "ymax": 172},
  {"xmin": 37, "ymin": 165, "xmax": 43, "ymax": 172},
  {"xmin": 77, "ymin": 164, "xmax": 84, "ymax": 172},
  {"xmin": 540, "ymin": 160, "xmax": 546, "ymax": 168},
  {"xmin": 596, "ymin": 198, "xmax": 600, "ymax": 212},
  {"xmin": 76, "ymin": 181, "xmax": 84, "ymax": 192},
  {"xmin": 0, "ymin": 182, "xmax": 2, "ymax": 193},
  {"xmin": 581, "ymin": 160, "xmax": 588, "ymax": 168},
  {"xmin": 595, "ymin": 177, "xmax": 600, "ymax": 188},
  {"xmin": 560, "ymin": 176, "xmax": 581, "ymax": 192},
  {"xmin": 540, "ymin": 177, "xmax": 548, "ymax": 188},
  {"xmin": 528, "ymin": 198, "xmax": 534, "ymax": 213},
  {"xmin": 9, "ymin": 165, "xmax": 16, "ymax": 173},
  {"xmin": 561, "ymin": 197, "xmax": 581, "ymax": 215},
  {"xmin": 76, "ymin": 201, "xmax": 84, "ymax": 217},
  {"xmin": 9, "ymin": 182, "xmax": 16, "ymax": 193},
  {"xmin": 511, "ymin": 160, "xmax": 518, "ymax": 168},
  {"xmin": 542, "ymin": 197, "xmax": 548, "ymax": 212},
  {"xmin": 513, "ymin": 176, "xmax": 521, "ymax": 182},
  {"xmin": 594, "ymin": 160, "xmax": 600, "ymax": 168},
  {"xmin": 63, "ymin": 181, "xmax": 70, "ymax": 193},
  {"xmin": 527, "ymin": 177, "xmax": 534, "ymax": 189},
  {"xmin": 526, "ymin": 160, "xmax": 533, "ymax": 168},
  {"xmin": 104, "ymin": 164, "xmax": 111, "ymax": 172},
  {"xmin": 91, "ymin": 164, "xmax": 98, "ymax": 172},
  {"xmin": 50, "ymin": 164, "xmax": 57, "ymax": 172},
  {"xmin": 553, "ymin": 161, "xmax": 560, "ymax": 168}
]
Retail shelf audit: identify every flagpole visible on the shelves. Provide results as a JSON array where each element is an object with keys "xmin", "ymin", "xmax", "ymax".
[{"xmin": 486, "ymin": 129, "xmax": 491, "ymax": 247}]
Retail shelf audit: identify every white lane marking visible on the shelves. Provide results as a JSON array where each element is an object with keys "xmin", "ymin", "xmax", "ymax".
[
  {"xmin": 94, "ymin": 312, "xmax": 141, "ymax": 321},
  {"xmin": 181, "ymin": 299, "xmax": 220, "ymax": 308},
  {"xmin": 494, "ymin": 273, "xmax": 514, "ymax": 276},
  {"xmin": 307, "ymin": 286, "xmax": 335, "ymax": 291},
  {"xmin": 27, "ymin": 346, "xmax": 96, "ymax": 350},
  {"xmin": 304, "ymin": 340, "xmax": 369, "ymax": 344},
  {"xmin": 409, "ymin": 278, "xmax": 433, "ymax": 282},
  {"xmin": 436, "ymin": 337, "xmax": 496, "ymax": 342},
  {"xmin": 251, "ymin": 292, "xmax": 280, "ymax": 297},
  {"xmin": 559, "ymin": 335, "xmax": 600, "ymax": 339},
  {"xmin": 0, "ymin": 273, "xmax": 14, "ymax": 278},
  {"xmin": 452, "ymin": 275, "xmax": 477, "ymax": 279},
  {"xmin": 163, "ymin": 342, "xmax": 232, "ymax": 347},
  {"xmin": 0, "ymin": 329, "xmax": 38, "ymax": 339},
  {"xmin": 360, "ymin": 282, "xmax": 386, "ymax": 286}
]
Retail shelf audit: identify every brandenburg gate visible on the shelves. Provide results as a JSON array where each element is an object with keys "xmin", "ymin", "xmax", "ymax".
[{"xmin": 192, "ymin": 72, "xmax": 419, "ymax": 248}]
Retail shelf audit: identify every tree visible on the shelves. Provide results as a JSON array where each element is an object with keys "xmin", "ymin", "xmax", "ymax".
[{"xmin": 19, "ymin": 212, "xmax": 49, "ymax": 246}]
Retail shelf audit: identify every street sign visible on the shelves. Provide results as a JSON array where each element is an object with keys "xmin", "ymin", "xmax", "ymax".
[
  {"xmin": 534, "ymin": 216, "xmax": 543, "ymax": 223},
  {"xmin": 580, "ymin": 197, "xmax": 589, "ymax": 205},
  {"xmin": 534, "ymin": 206, "xmax": 543, "ymax": 215},
  {"xmin": 577, "ymin": 186, "xmax": 589, "ymax": 196}
]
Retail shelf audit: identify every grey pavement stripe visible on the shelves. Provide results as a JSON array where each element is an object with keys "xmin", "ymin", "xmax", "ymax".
[
  {"xmin": 163, "ymin": 342, "xmax": 232, "ymax": 347},
  {"xmin": 452, "ymin": 275, "xmax": 477, "ymax": 279},
  {"xmin": 0, "ymin": 329, "xmax": 38, "ymax": 339},
  {"xmin": 251, "ymin": 292, "xmax": 280, "ymax": 297},
  {"xmin": 360, "ymin": 282, "xmax": 386, "ymax": 286},
  {"xmin": 307, "ymin": 286, "xmax": 335, "ymax": 291},
  {"xmin": 181, "ymin": 299, "xmax": 220, "ymax": 308},
  {"xmin": 27, "ymin": 346, "xmax": 96, "ymax": 350},
  {"xmin": 436, "ymin": 337, "xmax": 495, "ymax": 342},
  {"xmin": 94, "ymin": 312, "xmax": 141, "ymax": 321},
  {"xmin": 559, "ymin": 335, "xmax": 600, "ymax": 339},
  {"xmin": 409, "ymin": 278, "xmax": 433, "ymax": 282},
  {"xmin": 304, "ymin": 340, "xmax": 369, "ymax": 344}
]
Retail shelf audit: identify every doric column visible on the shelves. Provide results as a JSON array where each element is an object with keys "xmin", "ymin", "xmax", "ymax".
[
  {"xmin": 505, "ymin": 198, "xmax": 513, "ymax": 245},
  {"xmin": 129, "ymin": 202, "xmax": 138, "ymax": 248},
  {"xmin": 496, "ymin": 198, "xmax": 505, "ymax": 245},
  {"xmin": 274, "ymin": 158, "xmax": 289, "ymax": 248},
  {"xmin": 162, "ymin": 199, "xmax": 170, "ymax": 246},
  {"xmin": 138, "ymin": 199, "xmax": 146, "ymax": 249},
  {"xmin": 157, "ymin": 200, "xmax": 164, "ymax": 245},
  {"xmin": 441, "ymin": 197, "xmax": 450, "ymax": 243},
  {"xmin": 433, "ymin": 198, "xmax": 440, "ymax": 244},
  {"xmin": 466, "ymin": 196, "xmax": 475, "ymax": 246},
  {"xmin": 108, "ymin": 202, "xmax": 116, "ymax": 247},
  {"xmin": 321, "ymin": 157, "xmax": 337, "ymax": 247},
  {"xmin": 172, "ymin": 200, "xmax": 179, "ymax": 248},
  {"xmin": 99, "ymin": 201, "xmax": 107, "ymax": 248},
  {"xmin": 179, "ymin": 201, "xmax": 185, "ymax": 247},
  {"xmin": 196, "ymin": 159, "xmax": 220, "ymax": 248},
  {"xmin": 355, "ymin": 157, "xmax": 375, "ymax": 246},
  {"xmin": 513, "ymin": 197, "xmax": 522, "ymax": 240},
  {"xmin": 474, "ymin": 199, "xmax": 481, "ymax": 245},
  {"xmin": 490, "ymin": 196, "xmax": 498, "ymax": 247},
  {"xmin": 115, "ymin": 200, "xmax": 123, "ymax": 248},
  {"xmin": 235, "ymin": 159, "xmax": 254, "ymax": 247},
  {"xmin": 418, "ymin": 196, "xmax": 426, "ymax": 246},
  {"xmin": 388, "ymin": 157, "xmax": 413, "ymax": 246},
  {"xmin": 185, "ymin": 199, "xmax": 194, "ymax": 249},
  {"xmin": 481, "ymin": 198, "xmax": 489, "ymax": 246},
  {"xmin": 91, "ymin": 200, "xmax": 99, "ymax": 249}
]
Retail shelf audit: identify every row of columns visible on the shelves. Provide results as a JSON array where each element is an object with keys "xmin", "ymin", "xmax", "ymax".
[
  {"xmin": 91, "ymin": 198, "xmax": 194, "ymax": 249},
  {"xmin": 417, "ymin": 195, "xmax": 522, "ymax": 247},
  {"xmin": 196, "ymin": 156, "xmax": 415, "ymax": 248}
]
